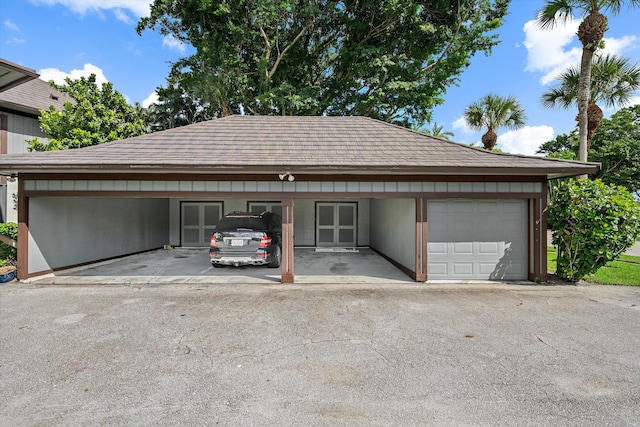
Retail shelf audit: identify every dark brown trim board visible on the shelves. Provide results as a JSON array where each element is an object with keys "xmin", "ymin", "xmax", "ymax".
[
  {"xmin": 281, "ymin": 198, "xmax": 295, "ymax": 284},
  {"xmin": 0, "ymin": 114, "xmax": 7, "ymax": 185},
  {"xmin": 415, "ymin": 197, "xmax": 428, "ymax": 281}
]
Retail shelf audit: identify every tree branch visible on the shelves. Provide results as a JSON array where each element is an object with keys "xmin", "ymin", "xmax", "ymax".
[
  {"xmin": 422, "ymin": 1, "xmax": 462, "ymax": 73},
  {"xmin": 267, "ymin": 19, "xmax": 315, "ymax": 81},
  {"xmin": 259, "ymin": 27, "xmax": 272, "ymax": 81}
]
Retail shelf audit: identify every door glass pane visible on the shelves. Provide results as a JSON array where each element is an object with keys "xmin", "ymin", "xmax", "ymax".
[
  {"xmin": 184, "ymin": 229, "xmax": 199, "ymax": 243},
  {"xmin": 318, "ymin": 205, "xmax": 334, "ymax": 226},
  {"xmin": 319, "ymin": 229, "xmax": 334, "ymax": 243},
  {"xmin": 339, "ymin": 205, "xmax": 354, "ymax": 226},
  {"xmin": 271, "ymin": 205, "xmax": 282, "ymax": 217},
  {"xmin": 183, "ymin": 205, "xmax": 199, "ymax": 226},
  {"xmin": 250, "ymin": 204, "xmax": 267, "ymax": 214},
  {"xmin": 204, "ymin": 205, "xmax": 220, "ymax": 225},
  {"xmin": 338, "ymin": 229, "xmax": 354, "ymax": 244}
]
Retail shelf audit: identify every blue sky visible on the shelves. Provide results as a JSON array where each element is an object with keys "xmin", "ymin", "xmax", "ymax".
[{"xmin": 1, "ymin": 0, "xmax": 639, "ymax": 156}]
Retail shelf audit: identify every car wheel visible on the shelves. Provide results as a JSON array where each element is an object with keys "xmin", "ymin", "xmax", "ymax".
[
  {"xmin": 267, "ymin": 246, "xmax": 281, "ymax": 268},
  {"xmin": 212, "ymin": 263, "xmax": 225, "ymax": 268}
]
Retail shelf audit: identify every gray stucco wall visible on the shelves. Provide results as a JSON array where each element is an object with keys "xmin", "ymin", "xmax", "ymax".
[
  {"xmin": 369, "ymin": 198, "xmax": 415, "ymax": 271},
  {"xmin": 28, "ymin": 198, "xmax": 169, "ymax": 274}
]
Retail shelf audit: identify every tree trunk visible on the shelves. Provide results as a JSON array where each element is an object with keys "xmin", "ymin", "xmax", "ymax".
[
  {"xmin": 586, "ymin": 102, "xmax": 603, "ymax": 151},
  {"xmin": 577, "ymin": 47, "xmax": 594, "ymax": 176},
  {"xmin": 481, "ymin": 130, "xmax": 497, "ymax": 150}
]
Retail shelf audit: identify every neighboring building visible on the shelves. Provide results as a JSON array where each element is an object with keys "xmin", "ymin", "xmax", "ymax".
[
  {"xmin": 0, "ymin": 58, "xmax": 72, "ymax": 222},
  {"xmin": 0, "ymin": 115, "xmax": 599, "ymax": 283}
]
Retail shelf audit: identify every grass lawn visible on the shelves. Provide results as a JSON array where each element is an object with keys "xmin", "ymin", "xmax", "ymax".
[{"xmin": 547, "ymin": 247, "xmax": 640, "ymax": 286}]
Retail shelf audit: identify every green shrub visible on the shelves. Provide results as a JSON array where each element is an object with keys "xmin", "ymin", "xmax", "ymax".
[
  {"xmin": 0, "ymin": 222, "xmax": 17, "ymax": 261},
  {"xmin": 548, "ymin": 179, "xmax": 640, "ymax": 282}
]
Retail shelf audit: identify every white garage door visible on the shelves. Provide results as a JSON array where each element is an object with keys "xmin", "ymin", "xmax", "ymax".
[{"xmin": 428, "ymin": 200, "xmax": 527, "ymax": 280}]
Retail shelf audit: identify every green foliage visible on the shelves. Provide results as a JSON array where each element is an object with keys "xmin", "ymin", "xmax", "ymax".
[
  {"xmin": 541, "ymin": 54, "xmax": 640, "ymax": 110},
  {"xmin": 468, "ymin": 142, "xmax": 505, "ymax": 153},
  {"xmin": 0, "ymin": 222, "xmax": 17, "ymax": 261},
  {"xmin": 548, "ymin": 179, "xmax": 640, "ymax": 282},
  {"xmin": 537, "ymin": 105, "xmax": 640, "ymax": 196},
  {"xmin": 28, "ymin": 75, "xmax": 147, "ymax": 151},
  {"xmin": 589, "ymin": 104, "xmax": 640, "ymax": 197},
  {"xmin": 548, "ymin": 247, "xmax": 640, "ymax": 285},
  {"xmin": 536, "ymin": 130, "xmax": 579, "ymax": 159},
  {"xmin": 145, "ymin": 76, "xmax": 221, "ymax": 132},
  {"xmin": 137, "ymin": 0, "xmax": 510, "ymax": 129},
  {"xmin": 414, "ymin": 122, "xmax": 455, "ymax": 140}
]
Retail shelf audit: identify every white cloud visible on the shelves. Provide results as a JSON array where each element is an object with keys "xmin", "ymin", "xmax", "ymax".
[
  {"xmin": 7, "ymin": 37, "xmax": 26, "ymax": 46},
  {"xmin": 113, "ymin": 8, "xmax": 132, "ymax": 24},
  {"xmin": 39, "ymin": 63, "xmax": 109, "ymax": 86},
  {"xmin": 497, "ymin": 126, "xmax": 555, "ymax": 156},
  {"xmin": 141, "ymin": 91, "xmax": 159, "ymax": 108},
  {"xmin": 4, "ymin": 19, "xmax": 21, "ymax": 33},
  {"xmin": 601, "ymin": 35, "xmax": 639, "ymax": 57},
  {"xmin": 523, "ymin": 18, "xmax": 582, "ymax": 85},
  {"xmin": 28, "ymin": 0, "xmax": 151, "ymax": 18},
  {"xmin": 162, "ymin": 35, "xmax": 186, "ymax": 53},
  {"xmin": 523, "ymin": 17, "xmax": 640, "ymax": 86},
  {"xmin": 452, "ymin": 116, "xmax": 473, "ymax": 133}
]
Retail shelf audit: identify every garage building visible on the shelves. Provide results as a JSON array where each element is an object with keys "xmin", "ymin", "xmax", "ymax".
[{"xmin": 0, "ymin": 116, "xmax": 598, "ymax": 283}]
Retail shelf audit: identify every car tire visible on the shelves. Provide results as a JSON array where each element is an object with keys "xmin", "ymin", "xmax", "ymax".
[
  {"xmin": 212, "ymin": 263, "xmax": 225, "ymax": 268},
  {"xmin": 267, "ymin": 246, "xmax": 281, "ymax": 268}
]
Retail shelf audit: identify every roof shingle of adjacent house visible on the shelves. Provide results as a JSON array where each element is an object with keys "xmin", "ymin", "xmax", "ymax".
[
  {"xmin": 0, "ymin": 78, "xmax": 73, "ymax": 115},
  {"xmin": 0, "ymin": 115, "xmax": 598, "ymax": 178}
]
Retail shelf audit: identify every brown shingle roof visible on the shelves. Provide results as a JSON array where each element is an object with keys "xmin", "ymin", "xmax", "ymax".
[
  {"xmin": 0, "ymin": 58, "xmax": 38, "ymax": 92},
  {"xmin": 0, "ymin": 78, "xmax": 72, "ymax": 115},
  {"xmin": 0, "ymin": 115, "xmax": 599, "ymax": 178}
]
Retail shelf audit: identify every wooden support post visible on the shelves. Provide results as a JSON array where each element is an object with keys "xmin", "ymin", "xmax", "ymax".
[
  {"xmin": 539, "ymin": 182, "xmax": 548, "ymax": 282},
  {"xmin": 415, "ymin": 197, "xmax": 428, "ymax": 282},
  {"xmin": 529, "ymin": 187, "xmax": 548, "ymax": 282},
  {"xmin": 281, "ymin": 198, "xmax": 294, "ymax": 284},
  {"xmin": 17, "ymin": 178, "xmax": 28, "ymax": 280}
]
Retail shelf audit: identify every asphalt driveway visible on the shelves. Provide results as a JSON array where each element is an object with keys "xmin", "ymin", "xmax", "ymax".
[{"xmin": 1, "ymin": 281, "xmax": 639, "ymax": 426}]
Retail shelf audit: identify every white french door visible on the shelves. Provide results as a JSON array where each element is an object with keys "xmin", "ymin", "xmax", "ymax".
[
  {"xmin": 316, "ymin": 202, "xmax": 357, "ymax": 247},
  {"xmin": 181, "ymin": 202, "xmax": 222, "ymax": 247},
  {"xmin": 248, "ymin": 201, "xmax": 282, "ymax": 217}
]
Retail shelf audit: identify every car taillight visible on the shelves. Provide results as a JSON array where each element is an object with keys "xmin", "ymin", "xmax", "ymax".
[
  {"xmin": 259, "ymin": 236, "xmax": 272, "ymax": 247},
  {"xmin": 210, "ymin": 235, "xmax": 217, "ymax": 247}
]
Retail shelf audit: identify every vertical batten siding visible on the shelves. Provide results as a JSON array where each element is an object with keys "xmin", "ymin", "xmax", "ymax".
[{"xmin": 22, "ymin": 180, "xmax": 544, "ymax": 194}]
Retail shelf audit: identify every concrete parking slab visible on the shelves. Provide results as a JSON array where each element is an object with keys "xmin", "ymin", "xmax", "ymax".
[
  {"xmin": 26, "ymin": 247, "xmax": 413, "ymax": 285},
  {"xmin": 1, "ymin": 282, "xmax": 639, "ymax": 426}
]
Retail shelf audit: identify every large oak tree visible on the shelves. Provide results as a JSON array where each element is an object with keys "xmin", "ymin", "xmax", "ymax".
[{"xmin": 137, "ymin": 0, "xmax": 510, "ymax": 128}]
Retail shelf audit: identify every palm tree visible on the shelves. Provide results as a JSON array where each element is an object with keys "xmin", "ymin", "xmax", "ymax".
[
  {"xmin": 426, "ymin": 123, "xmax": 455, "ymax": 140},
  {"xmin": 536, "ymin": 0, "xmax": 640, "ymax": 164},
  {"xmin": 541, "ymin": 53, "xmax": 640, "ymax": 149},
  {"xmin": 463, "ymin": 94, "xmax": 527, "ymax": 150}
]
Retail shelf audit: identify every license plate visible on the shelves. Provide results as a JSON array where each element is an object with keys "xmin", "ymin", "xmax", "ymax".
[{"xmin": 231, "ymin": 239, "xmax": 244, "ymax": 246}]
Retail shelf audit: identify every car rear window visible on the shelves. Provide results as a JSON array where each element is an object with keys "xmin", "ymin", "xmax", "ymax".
[{"xmin": 216, "ymin": 217, "xmax": 268, "ymax": 231}]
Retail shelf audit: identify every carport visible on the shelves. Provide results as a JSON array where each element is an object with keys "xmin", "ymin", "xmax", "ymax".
[{"xmin": 0, "ymin": 116, "xmax": 598, "ymax": 284}]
